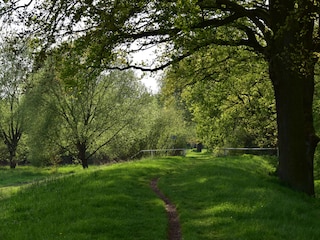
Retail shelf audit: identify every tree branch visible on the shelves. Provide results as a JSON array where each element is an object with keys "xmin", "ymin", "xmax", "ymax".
[
  {"xmin": 87, "ymin": 122, "xmax": 129, "ymax": 160},
  {"xmin": 0, "ymin": 0, "xmax": 33, "ymax": 15},
  {"xmin": 198, "ymin": 0, "xmax": 270, "ymax": 42}
]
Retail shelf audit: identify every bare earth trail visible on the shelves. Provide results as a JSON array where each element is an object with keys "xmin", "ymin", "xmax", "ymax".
[{"xmin": 150, "ymin": 178, "xmax": 182, "ymax": 240}]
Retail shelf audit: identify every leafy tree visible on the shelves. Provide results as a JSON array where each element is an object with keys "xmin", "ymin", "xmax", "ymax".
[
  {"xmin": 147, "ymin": 104, "xmax": 193, "ymax": 150},
  {"xmin": 22, "ymin": 61, "xmax": 70, "ymax": 167},
  {"xmin": 0, "ymin": 37, "xmax": 30, "ymax": 168},
  {"xmin": 2, "ymin": 0, "xmax": 320, "ymax": 194},
  {"xmin": 109, "ymin": 92, "xmax": 195, "ymax": 159},
  {"xmin": 162, "ymin": 46, "xmax": 277, "ymax": 151},
  {"xmin": 25, "ymin": 50, "xmax": 149, "ymax": 168}
]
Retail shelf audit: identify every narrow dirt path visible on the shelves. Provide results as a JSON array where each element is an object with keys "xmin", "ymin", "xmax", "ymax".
[{"xmin": 150, "ymin": 178, "xmax": 182, "ymax": 240}]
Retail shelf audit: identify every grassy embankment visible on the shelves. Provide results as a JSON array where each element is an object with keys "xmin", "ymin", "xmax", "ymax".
[{"xmin": 1, "ymin": 152, "xmax": 320, "ymax": 240}]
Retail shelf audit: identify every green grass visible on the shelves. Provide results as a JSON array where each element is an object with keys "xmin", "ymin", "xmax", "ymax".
[
  {"xmin": 1, "ymin": 153, "xmax": 320, "ymax": 239},
  {"xmin": 0, "ymin": 165, "xmax": 83, "ymax": 199},
  {"xmin": 160, "ymin": 154, "xmax": 320, "ymax": 239}
]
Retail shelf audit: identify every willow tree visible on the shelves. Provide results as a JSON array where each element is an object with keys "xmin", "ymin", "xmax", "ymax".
[
  {"xmin": 0, "ymin": 37, "xmax": 30, "ymax": 168},
  {"xmin": 25, "ymin": 52, "xmax": 148, "ymax": 168},
  {"xmin": 2, "ymin": 0, "xmax": 320, "ymax": 195}
]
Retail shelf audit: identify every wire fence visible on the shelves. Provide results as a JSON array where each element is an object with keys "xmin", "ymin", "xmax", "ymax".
[
  {"xmin": 131, "ymin": 147, "xmax": 278, "ymax": 159},
  {"xmin": 217, "ymin": 147, "xmax": 278, "ymax": 157},
  {"xmin": 131, "ymin": 149, "xmax": 187, "ymax": 159}
]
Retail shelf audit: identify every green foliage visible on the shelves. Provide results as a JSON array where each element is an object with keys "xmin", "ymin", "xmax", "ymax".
[
  {"xmin": 96, "ymin": 92, "xmax": 156, "ymax": 160},
  {"xmin": 162, "ymin": 46, "xmax": 277, "ymax": 150},
  {"xmin": 2, "ymin": 0, "xmax": 320, "ymax": 195},
  {"xmin": 106, "ymin": 95, "xmax": 195, "ymax": 159},
  {"xmin": 21, "ymin": 63, "xmax": 61, "ymax": 166},
  {"xmin": 143, "ymin": 98, "xmax": 195, "ymax": 150},
  {"xmin": 24, "ymin": 54, "xmax": 152, "ymax": 165},
  {"xmin": 0, "ymin": 36, "xmax": 30, "ymax": 167}
]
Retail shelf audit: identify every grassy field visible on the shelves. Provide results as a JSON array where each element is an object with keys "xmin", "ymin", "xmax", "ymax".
[{"xmin": 0, "ymin": 153, "xmax": 320, "ymax": 239}]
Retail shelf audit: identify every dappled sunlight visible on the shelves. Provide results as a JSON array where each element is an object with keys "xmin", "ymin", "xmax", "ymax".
[
  {"xmin": 202, "ymin": 202, "xmax": 257, "ymax": 217},
  {"xmin": 160, "ymin": 155, "xmax": 320, "ymax": 239},
  {"xmin": 0, "ymin": 158, "xmax": 183, "ymax": 239},
  {"xmin": 1, "ymin": 155, "xmax": 320, "ymax": 239},
  {"xmin": 196, "ymin": 177, "xmax": 208, "ymax": 184},
  {"xmin": 0, "ymin": 186, "xmax": 21, "ymax": 199}
]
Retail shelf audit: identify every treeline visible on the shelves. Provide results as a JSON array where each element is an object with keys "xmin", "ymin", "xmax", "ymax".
[
  {"xmin": 1, "ymin": 38, "xmax": 320, "ymax": 176},
  {"xmin": 0, "ymin": 40, "xmax": 193, "ymax": 168},
  {"xmin": 161, "ymin": 46, "xmax": 278, "ymax": 151},
  {"xmin": 161, "ymin": 46, "xmax": 320, "ymax": 176}
]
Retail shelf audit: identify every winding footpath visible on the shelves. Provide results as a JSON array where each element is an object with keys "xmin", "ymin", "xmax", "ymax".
[{"xmin": 150, "ymin": 178, "xmax": 182, "ymax": 240}]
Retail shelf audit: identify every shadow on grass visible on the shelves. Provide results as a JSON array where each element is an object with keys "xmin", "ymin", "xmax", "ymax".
[
  {"xmin": 1, "ymin": 154, "xmax": 320, "ymax": 240},
  {"xmin": 0, "ymin": 157, "xmax": 189, "ymax": 240},
  {"xmin": 0, "ymin": 167, "xmax": 52, "ymax": 188},
  {"xmin": 160, "ymin": 155, "xmax": 320, "ymax": 240}
]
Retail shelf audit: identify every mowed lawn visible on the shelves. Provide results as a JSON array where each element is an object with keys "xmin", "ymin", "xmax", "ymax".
[{"xmin": 1, "ymin": 153, "xmax": 320, "ymax": 240}]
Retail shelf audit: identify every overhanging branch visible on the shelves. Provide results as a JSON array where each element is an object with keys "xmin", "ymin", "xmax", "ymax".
[{"xmin": 105, "ymin": 53, "xmax": 189, "ymax": 72}]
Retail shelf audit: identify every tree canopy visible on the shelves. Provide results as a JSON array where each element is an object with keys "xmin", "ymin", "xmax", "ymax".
[
  {"xmin": 2, "ymin": 0, "xmax": 318, "ymax": 66},
  {"xmin": 162, "ymin": 45, "xmax": 277, "ymax": 150},
  {"xmin": 1, "ymin": 0, "xmax": 320, "ymax": 194},
  {"xmin": 24, "ymin": 49, "xmax": 151, "ymax": 167},
  {"xmin": 0, "ymin": 37, "xmax": 30, "ymax": 168}
]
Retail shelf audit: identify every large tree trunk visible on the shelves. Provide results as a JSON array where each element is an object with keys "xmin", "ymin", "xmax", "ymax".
[
  {"xmin": 270, "ymin": 59, "xmax": 318, "ymax": 196},
  {"xmin": 269, "ymin": 0, "xmax": 319, "ymax": 196}
]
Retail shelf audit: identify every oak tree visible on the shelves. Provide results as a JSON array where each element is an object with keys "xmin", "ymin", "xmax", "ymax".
[
  {"xmin": 162, "ymin": 46, "xmax": 277, "ymax": 150},
  {"xmin": 2, "ymin": 0, "xmax": 320, "ymax": 195}
]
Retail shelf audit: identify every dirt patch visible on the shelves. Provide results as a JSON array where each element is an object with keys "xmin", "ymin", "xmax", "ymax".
[{"xmin": 150, "ymin": 178, "xmax": 182, "ymax": 240}]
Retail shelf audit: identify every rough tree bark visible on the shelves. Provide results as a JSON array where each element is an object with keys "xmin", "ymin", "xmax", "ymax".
[
  {"xmin": 270, "ymin": 58, "xmax": 319, "ymax": 196},
  {"xmin": 269, "ymin": 0, "xmax": 319, "ymax": 195}
]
